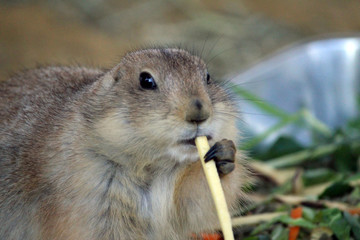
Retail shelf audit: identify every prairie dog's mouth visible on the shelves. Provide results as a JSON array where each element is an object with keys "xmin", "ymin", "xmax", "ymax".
[{"xmin": 179, "ymin": 135, "xmax": 212, "ymax": 146}]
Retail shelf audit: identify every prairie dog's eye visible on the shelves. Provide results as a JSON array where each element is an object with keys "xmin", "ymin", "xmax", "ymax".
[
  {"xmin": 206, "ymin": 73, "xmax": 211, "ymax": 84},
  {"xmin": 139, "ymin": 72, "xmax": 157, "ymax": 90}
]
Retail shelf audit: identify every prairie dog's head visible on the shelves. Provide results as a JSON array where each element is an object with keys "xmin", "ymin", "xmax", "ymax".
[{"xmin": 93, "ymin": 48, "xmax": 239, "ymax": 163}]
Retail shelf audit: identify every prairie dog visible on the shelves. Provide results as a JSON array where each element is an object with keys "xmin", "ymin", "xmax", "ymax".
[{"xmin": 0, "ymin": 48, "xmax": 248, "ymax": 239}]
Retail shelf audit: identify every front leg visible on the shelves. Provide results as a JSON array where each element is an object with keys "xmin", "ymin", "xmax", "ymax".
[{"xmin": 204, "ymin": 139, "xmax": 236, "ymax": 177}]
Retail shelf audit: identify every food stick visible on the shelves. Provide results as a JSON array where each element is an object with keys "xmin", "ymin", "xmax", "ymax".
[{"xmin": 195, "ymin": 136, "xmax": 234, "ymax": 240}]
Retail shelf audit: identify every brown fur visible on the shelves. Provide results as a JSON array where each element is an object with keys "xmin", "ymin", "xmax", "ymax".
[{"xmin": 0, "ymin": 48, "xmax": 249, "ymax": 239}]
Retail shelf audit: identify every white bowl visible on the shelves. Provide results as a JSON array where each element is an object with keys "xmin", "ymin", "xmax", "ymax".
[{"xmin": 233, "ymin": 36, "xmax": 360, "ymax": 147}]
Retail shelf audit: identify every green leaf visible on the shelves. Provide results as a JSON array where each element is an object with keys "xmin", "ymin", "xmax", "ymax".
[
  {"xmin": 330, "ymin": 217, "xmax": 351, "ymax": 240},
  {"xmin": 319, "ymin": 181, "xmax": 353, "ymax": 199},
  {"xmin": 350, "ymin": 187, "xmax": 360, "ymax": 201},
  {"xmin": 258, "ymin": 235, "xmax": 271, "ymax": 240},
  {"xmin": 251, "ymin": 217, "xmax": 280, "ymax": 235},
  {"xmin": 315, "ymin": 208, "xmax": 340, "ymax": 224},
  {"xmin": 316, "ymin": 208, "xmax": 351, "ymax": 240},
  {"xmin": 277, "ymin": 215, "xmax": 316, "ymax": 229},
  {"xmin": 302, "ymin": 168, "xmax": 337, "ymax": 186},
  {"xmin": 344, "ymin": 211, "xmax": 360, "ymax": 240},
  {"xmin": 271, "ymin": 225, "xmax": 288, "ymax": 240},
  {"xmin": 347, "ymin": 173, "xmax": 360, "ymax": 183},
  {"xmin": 302, "ymin": 206, "xmax": 316, "ymax": 222},
  {"xmin": 251, "ymin": 214, "xmax": 316, "ymax": 236},
  {"xmin": 343, "ymin": 117, "xmax": 360, "ymax": 138},
  {"xmin": 334, "ymin": 143, "xmax": 358, "ymax": 172},
  {"xmin": 301, "ymin": 109, "xmax": 332, "ymax": 137},
  {"xmin": 266, "ymin": 143, "xmax": 339, "ymax": 168},
  {"xmin": 260, "ymin": 136, "xmax": 304, "ymax": 160},
  {"xmin": 243, "ymin": 236, "xmax": 259, "ymax": 240}
]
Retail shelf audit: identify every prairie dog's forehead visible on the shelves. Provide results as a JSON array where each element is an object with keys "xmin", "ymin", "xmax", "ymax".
[{"xmin": 123, "ymin": 48, "xmax": 207, "ymax": 73}]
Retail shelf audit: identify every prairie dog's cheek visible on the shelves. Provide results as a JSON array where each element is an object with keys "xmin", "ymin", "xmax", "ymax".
[
  {"xmin": 94, "ymin": 111, "xmax": 130, "ymax": 145},
  {"xmin": 211, "ymin": 102, "xmax": 239, "ymax": 144}
]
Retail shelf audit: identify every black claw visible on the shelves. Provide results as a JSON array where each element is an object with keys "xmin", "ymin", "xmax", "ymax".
[
  {"xmin": 204, "ymin": 144, "xmax": 216, "ymax": 158},
  {"xmin": 204, "ymin": 154, "xmax": 215, "ymax": 163},
  {"xmin": 204, "ymin": 145, "xmax": 217, "ymax": 162},
  {"xmin": 204, "ymin": 151, "xmax": 216, "ymax": 162}
]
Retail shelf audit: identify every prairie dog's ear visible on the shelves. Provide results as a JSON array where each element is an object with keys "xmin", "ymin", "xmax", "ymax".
[
  {"xmin": 108, "ymin": 63, "xmax": 122, "ymax": 81},
  {"xmin": 91, "ymin": 64, "xmax": 121, "ymax": 94}
]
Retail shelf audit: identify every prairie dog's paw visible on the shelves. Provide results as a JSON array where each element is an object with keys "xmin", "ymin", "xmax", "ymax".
[{"xmin": 204, "ymin": 139, "xmax": 236, "ymax": 176}]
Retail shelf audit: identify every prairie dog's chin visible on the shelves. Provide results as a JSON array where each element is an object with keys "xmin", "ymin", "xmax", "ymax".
[{"xmin": 166, "ymin": 144, "xmax": 199, "ymax": 163}]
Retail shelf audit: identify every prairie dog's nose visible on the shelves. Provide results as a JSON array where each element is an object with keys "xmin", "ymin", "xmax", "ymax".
[{"xmin": 185, "ymin": 98, "xmax": 210, "ymax": 124}]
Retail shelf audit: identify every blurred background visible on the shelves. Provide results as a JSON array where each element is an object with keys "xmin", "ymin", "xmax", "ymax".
[{"xmin": 1, "ymin": 0, "xmax": 360, "ymax": 80}]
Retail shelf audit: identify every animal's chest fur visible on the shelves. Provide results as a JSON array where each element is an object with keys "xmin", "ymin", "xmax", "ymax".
[{"xmin": 52, "ymin": 159, "xmax": 181, "ymax": 240}]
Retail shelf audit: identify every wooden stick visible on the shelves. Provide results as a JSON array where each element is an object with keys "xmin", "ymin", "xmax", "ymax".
[{"xmin": 195, "ymin": 136, "xmax": 234, "ymax": 240}]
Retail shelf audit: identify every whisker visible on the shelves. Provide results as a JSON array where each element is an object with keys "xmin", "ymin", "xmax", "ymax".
[
  {"xmin": 204, "ymin": 35, "xmax": 224, "ymax": 61},
  {"xmin": 218, "ymin": 74, "xmax": 267, "ymax": 90},
  {"xmin": 225, "ymin": 94, "xmax": 268, "ymax": 103},
  {"xmin": 213, "ymin": 110, "xmax": 241, "ymax": 120},
  {"xmin": 206, "ymin": 46, "xmax": 236, "ymax": 66},
  {"xmin": 218, "ymin": 82, "xmax": 269, "ymax": 104},
  {"xmin": 229, "ymin": 76, "xmax": 272, "ymax": 88},
  {"xmin": 238, "ymin": 111, "xmax": 273, "ymax": 117},
  {"xmin": 199, "ymin": 35, "xmax": 209, "ymax": 61},
  {"xmin": 215, "ymin": 109, "xmax": 272, "ymax": 118}
]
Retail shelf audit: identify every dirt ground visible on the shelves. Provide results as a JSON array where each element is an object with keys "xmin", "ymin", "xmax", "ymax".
[{"xmin": 1, "ymin": 0, "xmax": 359, "ymax": 80}]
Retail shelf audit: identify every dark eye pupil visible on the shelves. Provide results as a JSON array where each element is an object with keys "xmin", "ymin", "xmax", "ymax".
[
  {"xmin": 139, "ymin": 72, "xmax": 157, "ymax": 90},
  {"xmin": 206, "ymin": 73, "xmax": 211, "ymax": 84}
]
